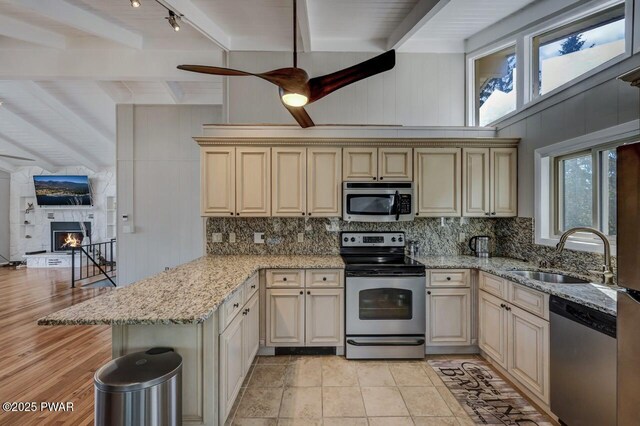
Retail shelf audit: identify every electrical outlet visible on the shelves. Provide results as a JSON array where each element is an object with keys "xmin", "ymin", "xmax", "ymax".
[
  {"xmin": 297, "ymin": 232, "xmax": 304, "ymax": 243},
  {"xmin": 229, "ymin": 232, "xmax": 236, "ymax": 243},
  {"xmin": 254, "ymin": 232, "xmax": 265, "ymax": 244},
  {"xmin": 212, "ymin": 233, "xmax": 223, "ymax": 243},
  {"xmin": 458, "ymin": 232, "xmax": 466, "ymax": 243}
]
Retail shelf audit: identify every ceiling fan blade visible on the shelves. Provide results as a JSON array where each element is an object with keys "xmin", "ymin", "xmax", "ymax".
[
  {"xmin": 308, "ymin": 49, "xmax": 396, "ymax": 103},
  {"xmin": 177, "ymin": 65, "xmax": 254, "ymax": 77},
  {"xmin": 0, "ymin": 153, "xmax": 35, "ymax": 161},
  {"xmin": 282, "ymin": 103, "xmax": 315, "ymax": 128}
]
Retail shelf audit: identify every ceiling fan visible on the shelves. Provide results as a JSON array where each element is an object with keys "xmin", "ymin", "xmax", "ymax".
[
  {"xmin": 177, "ymin": 0, "xmax": 396, "ymax": 128},
  {"xmin": 0, "ymin": 153, "xmax": 34, "ymax": 161}
]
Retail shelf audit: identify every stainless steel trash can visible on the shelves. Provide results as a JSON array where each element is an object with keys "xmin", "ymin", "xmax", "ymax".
[{"xmin": 94, "ymin": 347, "xmax": 182, "ymax": 426}]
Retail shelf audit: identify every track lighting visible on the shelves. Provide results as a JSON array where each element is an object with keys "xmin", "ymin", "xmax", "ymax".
[
  {"xmin": 167, "ymin": 11, "xmax": 180, "ymax": 32},
  {"xmin": 130, "ymin": 0, "xmax": 140, "ymax": 7}
]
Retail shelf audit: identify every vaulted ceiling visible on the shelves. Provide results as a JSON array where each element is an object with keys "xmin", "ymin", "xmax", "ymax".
[{"xmin": 0, "ymin": 0, "xmax": 539, "ymax": 171}]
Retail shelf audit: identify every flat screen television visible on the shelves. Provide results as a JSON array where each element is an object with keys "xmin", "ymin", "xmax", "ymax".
[{"xmin": 33, "ymin": 175, "xmax": 93, "ymax": 206}]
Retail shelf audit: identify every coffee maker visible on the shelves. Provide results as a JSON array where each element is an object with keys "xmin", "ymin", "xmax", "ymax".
[{"xmin": 469, "ymin": 235, "xmax": 492, "ymax": 258}]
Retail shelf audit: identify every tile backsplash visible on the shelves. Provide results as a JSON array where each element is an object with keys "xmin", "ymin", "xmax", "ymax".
[{"xmin": 206, "ymin": 217, "xmax": 497, "ymax": 256}]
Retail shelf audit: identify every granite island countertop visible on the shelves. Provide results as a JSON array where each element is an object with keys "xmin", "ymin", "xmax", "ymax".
[
  {"xmin": 414, "ymin": 255, "xmax": 619, "ymax": 316},
  {"xmin": 38, "ymin": 255, "xmax": 344, "ymax": 326}
]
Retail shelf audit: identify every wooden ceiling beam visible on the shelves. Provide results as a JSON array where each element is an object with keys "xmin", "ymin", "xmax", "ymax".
[{"xmin": 0, "ymin": 14, "xmax": 66, "ymax": 49}]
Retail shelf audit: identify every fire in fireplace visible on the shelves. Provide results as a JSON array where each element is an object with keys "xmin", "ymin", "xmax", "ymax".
[{"xmin": 50, "ymin": 222, "xmax": 92, "ymax": 252}]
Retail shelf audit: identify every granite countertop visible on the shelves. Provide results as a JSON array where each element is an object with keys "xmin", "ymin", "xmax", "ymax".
[
  {"xmin": 414, "ymin": 255, "xmax": 619, "ymax": 316},
  {"xmin": 38, "ymin": 255, "xmax": 344, "ymax": 326}
]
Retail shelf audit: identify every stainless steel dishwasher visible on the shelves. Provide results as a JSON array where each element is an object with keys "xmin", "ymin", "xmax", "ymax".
[{"xmin": 550, "ymin": 296, "xmax": 617, "ymax": 426}]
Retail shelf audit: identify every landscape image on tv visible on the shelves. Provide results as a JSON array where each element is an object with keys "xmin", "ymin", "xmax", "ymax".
[{"xmin": 33, "ymin": 175, "xmax": 93, "ymax": 206}]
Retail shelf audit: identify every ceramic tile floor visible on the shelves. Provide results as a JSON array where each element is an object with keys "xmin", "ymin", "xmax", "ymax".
[{"xmin": 225, "ymin": 355, "xmax": 477, "ymax": 426}]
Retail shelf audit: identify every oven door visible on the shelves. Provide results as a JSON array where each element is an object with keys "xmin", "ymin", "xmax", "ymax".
[{"xmin": 346, "ymin": 276, "xmax": 425, "ymax": 336}]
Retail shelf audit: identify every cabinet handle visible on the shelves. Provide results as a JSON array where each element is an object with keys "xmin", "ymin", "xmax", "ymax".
[
  {"xmin": 485, "ymin": 212, "xmax": 490, "ymax": 216},
  {"xmin": 506, "ymin": 306, "xmax": 512, "ymax": 311},
  {"xmin": 299, "ymin": 290, "xmax": 303, "ymax": 295},
  {"xmin": 233, "ymin": 303, "xmax": 239, "ymax": 308},
  {"xmin": 242, "ymin": 309, "xmax": 247, "ymax": 316},
  {"xmin": 251, "ymin": 285, "xmax": 256, "ymax": 289},
  {"xmin": 322, "ymin": 277, "xmax": 327, "ymax": 281},
  {"xmin": 246, "ymin": 308, "xmax": 250, "ymax": 313},
  {"xmin": 500, "ymin": 303, "xmax": 506, "ymax": 308},
  {"xmin": 427, "ymin": 291, "xmax": 431, "ymax": 295},
  {"xmin": 491, "ymin": 212, "xmax": 497, "ymax": 216}
]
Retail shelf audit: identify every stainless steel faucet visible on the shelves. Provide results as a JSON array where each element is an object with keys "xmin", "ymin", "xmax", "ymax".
[{"xmin": 556, "ymin": 227, "xmax": 615, "ymax": 285}]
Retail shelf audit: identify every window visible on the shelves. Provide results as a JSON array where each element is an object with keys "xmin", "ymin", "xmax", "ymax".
[
  {"xmin": 553, "ymin": 144, "xmax": 621, "ymax": 237},
  {"xmin": 533, "ymin": 4, "xmax": 625, "ymax": 97},
  {"xmin": 474, "ymin": 45, "xmax": 517, "ymax": 126}
]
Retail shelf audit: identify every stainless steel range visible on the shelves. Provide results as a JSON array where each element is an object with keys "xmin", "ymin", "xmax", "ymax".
[{"xmin": 342, "ymin": 232, "xmax": 426, "ymax": 359}]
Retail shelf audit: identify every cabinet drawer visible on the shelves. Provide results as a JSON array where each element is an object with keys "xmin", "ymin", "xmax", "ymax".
[
  {"xmin": 508, "ymin": 282, "xmax": 549, "ymax": 320},
  {"xmin": 244, "ymin": 273, "xmax": 259, "ymax": 302},
  {"xmin": 429, "ymin": 270, "xmax": 469, "ymax": 287},
  {"xmin": 480, "ymin": 272, "xmax": 507, "ymax": 298},
  {"xmin": 305, "ymin": 269, "xmax": 343, "ymax": 287},
  {"xmin": 266, "ymin": 269, "xmax": 304, "ymax": 288},
  {"xmin": 219, "ymin": 287, "xmax": 245, "ymax": 331}
]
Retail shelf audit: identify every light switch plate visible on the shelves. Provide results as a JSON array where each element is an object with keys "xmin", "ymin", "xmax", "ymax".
[
  {"xmin": 254, "ymin": 232, "xmax": 265, "ymax": 244},
  {"xmin": 458, "ymin": 232, "xmax": 466, "ymax": 243},
  {"xmin": 229, "ymin": 232, "xmax": 236, "ymax": 243},
  {"xmin": 297, "ymin": 232, "xmax": 304, "ymax": 243},
  {"xmin": 212, "ymin": 233, "xmax": 223, "ymax": 243}
]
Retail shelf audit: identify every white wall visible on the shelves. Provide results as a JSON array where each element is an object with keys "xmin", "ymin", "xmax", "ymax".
[
  {"xmin": 228, "ymin": 51, "xmax": 465, "ymax": 126},
  {"xmin": 8, "ymin": 166, "xmax": 115, "ymax": 261},
  {"xmin": 0, "ymin": 170, "xmax": 9, "ymax": 264},
  {"xmin": 116, "ymin": 105, "xmax": 222, "ymax": 285}
]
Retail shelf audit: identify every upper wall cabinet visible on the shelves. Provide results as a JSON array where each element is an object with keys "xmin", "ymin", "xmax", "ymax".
[
  {"xmin": 307, "ymin": 148, "xmax": 342, "ymax": 217},
  {"xmin": 236, "ymin": 147, "xmax": 271, "ymax": 217},
  {"xmin": 272, "ymin": 148, "xmax": 306, "ymax": 216},
  {"xmin": 201, "ymin": 147, "xmax": 236, "ymax": 216},
  {"xmin": 415, "ymin": 148, "xmax": 461, "ymax": 217},
  {"xmin": 462, "ymin": 148, "xmax": 517, "ymax": 217},
  {"xmin": 343, "ymin": 147, "xmax": 412, "ymax": 181}
]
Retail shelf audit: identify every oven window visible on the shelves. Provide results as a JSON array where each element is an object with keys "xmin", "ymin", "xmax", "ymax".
[
  {"xmin": 347, "ymin": 195, "xmax": 394, "ymax": 215},
  {"xmin": 359, "ymin": 288, "xmax": 412, "ymax": 320}
]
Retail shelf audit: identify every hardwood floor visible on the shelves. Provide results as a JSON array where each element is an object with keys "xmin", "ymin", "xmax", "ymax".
[{"xmin": 0, "ymin": 266, "xmax": 112, "ymax": 426}]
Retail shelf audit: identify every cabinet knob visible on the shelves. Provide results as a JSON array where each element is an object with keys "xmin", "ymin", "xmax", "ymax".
[
  {"xmin": 236, "ymin": 213, "xmax": 240, "ymax": 216},
  {"xmin": 302, "ymin": 212, "xmax": 305, "ymax": 216},
  {"xmin": 500, "ymin": 303, "xmax": 506, "ymax": 309},
  {"xmin": 307, "ymin": 291, "xmax": 311, "ymax": 295},
  {"xmin": 230, "ymin": 212, "xmax": 234, "ymax": 216},
  {"xmin": 242, "ymin": 309, "xmax": 247, "ymax": 315},
  {"xmin": 485, "ymin": 212, "xmax": 490, "ymax": 216},
  {"xmin": 491, "ymin": 212, "xmax": 497, "ymax": 216},
  {"xmin": 379, "ymin": 177, "xmax": 384, "ymax": 181},
  {"xmin": 322, "ymin": 277, "xmax": 327, "ymax": 281},
  {"xmin": 427, "ymin": 291, "xmax": 431, "ymax": 295},
  {"xmin": 446, "ymin": 277, "xmax": 451, "ymax": 281},
  {"xmin": 308, "ymin": 213, "xmax": 312, "ymax": 216},
  {"xmin": 373, "ymin": 177, "xmax": 377, "ymax": 181},
  {"xmin": 247, "ymin": 308, "xmax": 250, "ymax": 313},
  {"xmin": 299, "ymin": 290, "xmax": 303, "ymax": 295},
  {"xmin": 506, "ymin": 306, "xmax": 511, "ymax": 311},
  {"xmin": 283, "ymin": 277, "xmax": 287, "ymax": 281}
]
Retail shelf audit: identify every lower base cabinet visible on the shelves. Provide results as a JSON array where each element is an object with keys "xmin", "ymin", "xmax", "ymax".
[
  {"xmin": 220, "ymin": 291, "xmax": 259, "ymax": 423},
  {"xmin": 426, "ymin": 288, "xmax": 471, "ymax": 346},
  {"xmin": 479, "ymin": 288, "xmax": 550, "ymax": 404}
]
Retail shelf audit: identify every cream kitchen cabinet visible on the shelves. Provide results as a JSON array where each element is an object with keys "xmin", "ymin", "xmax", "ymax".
[
  {"xmin": 266, "ymin": 269, "xmax": 344, "ymax": 347},
  {"xmin": 478, "ymin": 274, "xmax": 550, "ymax": 404},
  {"xmin": 272, "ymin": 147, "xmax": 306, "ymax": 216},
  {"xmin": 426, "ymin": 269, "xmax": 471, "ymax": 347},
  {"xmin": 307, "ymin": 147, "xmax": 342, "ymax": 217},
  {"xmin": 462, "ymin": 147, "xmax": 517, "ymax": 217},
  {"xmin": 415, "ymin": 148, "xmax": 461, "ymax": 217},
  {"xmin": 236, "ymin": 147, "xmax": 271, "ymax": 216},
  {"xmin": 219, "ymin": 277, "xmax": 260, "ymax": 424},
  {"xmin": 343, "ymin": 147, "xmax": 412, "ymax": 181},
  {"xmin": 201, "ymin": 147, "xmax": 235, "ymax": 216}
]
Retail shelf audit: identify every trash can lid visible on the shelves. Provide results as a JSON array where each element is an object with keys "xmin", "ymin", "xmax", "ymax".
[{"xmin": 95, "ymin": 347, "xmax": 182, "ymax": 392}]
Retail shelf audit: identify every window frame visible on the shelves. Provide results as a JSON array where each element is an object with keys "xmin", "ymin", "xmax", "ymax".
[{"xmin": 528, "ymin": 1, "xmax": 628, "ymax": 102}]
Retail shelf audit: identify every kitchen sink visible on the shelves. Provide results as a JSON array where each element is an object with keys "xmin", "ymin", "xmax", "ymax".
[{"xmin": 508, "ymin": 270, "xmax": 590, "ymax": 284}]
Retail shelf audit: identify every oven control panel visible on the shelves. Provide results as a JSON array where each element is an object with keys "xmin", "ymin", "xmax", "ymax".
[{"xmin": 341, "ymin": 232, "xmax": 405, "ymax": 247}]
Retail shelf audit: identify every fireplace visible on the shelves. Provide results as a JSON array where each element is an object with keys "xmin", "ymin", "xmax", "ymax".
[{"xmin": 50, "ymin": 222, "xmax": 92, "ymax": 252}]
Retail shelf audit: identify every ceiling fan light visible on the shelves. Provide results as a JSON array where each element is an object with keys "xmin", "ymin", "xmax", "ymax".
[
  {"xmin": 130, "ymin": 0, "xmax": 141, "ymax": 7},
  {"xmin": 282, "ymin": 92, "xmax": 308, "ymax": 107}
]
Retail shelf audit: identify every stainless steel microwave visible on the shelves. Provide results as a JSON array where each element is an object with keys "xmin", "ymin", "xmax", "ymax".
[{"xmin": 342, "ymin": 182, "xmax": 415, "ymax": 222}]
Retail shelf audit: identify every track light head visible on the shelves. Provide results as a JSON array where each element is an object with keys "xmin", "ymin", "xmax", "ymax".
[
  {"xmin": 167, "ymin": 10, "xmax": 181, "ymax": 32},
  {"xmin": 130, "ymin": 0, "xmax": 140, "ymax": 7}
]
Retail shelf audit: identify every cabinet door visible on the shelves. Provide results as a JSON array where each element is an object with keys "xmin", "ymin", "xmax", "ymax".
[
  {"xmin": 508, "ymin": 305, "xmax": 550, "ymax": 403},
  {"xmin": 415, "ymin": 148, "xmax": 461, "ymax": 216},
  {"xmin": 201, "ymin": 147, "xmax": 235, "ymax": 216},
  {"xmin": 236, "ymin": 147, "xmax": 271, "ymax": 216},
  {"xmin": 242, "ymin": 293, "xmax": 260, "ymax": 371},
  {"xmin": 378, "ymin": 148, "xmax": 412, "ymax": 181},
  {"xmin": 305, "ymin": 288, "xmax": 344, "ymax": 346},
  {"xmin": 272, "ymin": 147, "xmax": 306, "ymax": 216},
  {"xmin": 266, "ymin": 289, "xmax": 305, "ymax": 346},
  {"xmin": 426, "ymin": 288, "xmax": 470, "ymax": 346},
  {"xmin": 490, "ymin": 148, "xmax": 517, "ymax": 217},
  {"xmin": 307, "ymin": 148, "xmax": 342, "ymax": 217},
  {"xmin": 343, "ymin": 148, "xmax": 377, "ymax": 181},
  {"xmin": 219, "ymin": 313, "xmax": 245, "ymax": 423},
  {"xmin": 462, "ymin": 148, "xmax": 490, "ymax": 217},
  {"xmin": 478, "ymin": 290, "xmax": 508, "ymax": 368}
]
